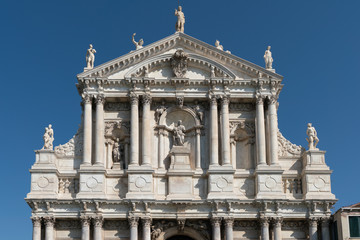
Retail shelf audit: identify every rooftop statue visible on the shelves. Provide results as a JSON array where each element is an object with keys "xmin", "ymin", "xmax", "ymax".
[
  {"xmin": 306, "ymin": 123, "xmax": 319, "ymax": 150},
  {"xmin": 132, "ymin": 33, "xmax": 144, "ymax": 50},
  {"xmin": 264, "ymin": 46, "xmax": 273, "ymax": 70},
  {"xmin": 85, "ymin": 44, "xmax": 96, "ymax": 69},
  {"xmin": 173, "ymin": 120, "xmax": 186, "ymax": 146},
  {"xmin": 215, "ymin": 40, "xmax": 224, "ymax": 51},
  {"xmin": 175, "ymin": 6, "xmax": 185, "ymax": 33},
  {"xmin": 42, "ymin": 124, "xmax": 54, "ymax": 150}
]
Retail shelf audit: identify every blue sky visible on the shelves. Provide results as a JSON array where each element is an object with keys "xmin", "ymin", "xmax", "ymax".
[{"xmin": 1, "ymin": 0, "xmax": 359, "ymax": 238}]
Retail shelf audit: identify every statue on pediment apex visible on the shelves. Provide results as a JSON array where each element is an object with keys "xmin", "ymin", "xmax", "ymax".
[
  {"xmin": 264, "ymin": 46, "xmax": 273, "ymax": 69},
  {"xmin": 215, "ymin": 40, "xmax": 224, "ymax": 51},
  {"xmin": 175, "ymin": 6, "xmax": 185, "ymax": 33},
  {"xmin": 132, "ymin": 33, "xmax": 144, "ymax": 50},
  {"xmin": 306, "ymin": 123, "xmax": 319, "ymax": 150},
  {"xmin": 85, "ymin": 44, "xmax": 96, "ymax": 69}
]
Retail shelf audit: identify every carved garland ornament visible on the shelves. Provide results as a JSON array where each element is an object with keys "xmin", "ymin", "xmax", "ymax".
[
  {"xmin": 277, "ymin": 131, "xmax": 303, "ymax": 156},
  {"xmin": 55, "ymin": 126, "xmax": 83, "ymax": 157}
]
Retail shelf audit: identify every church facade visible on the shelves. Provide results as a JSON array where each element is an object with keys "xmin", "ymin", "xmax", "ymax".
[{"xmin": 26, "ymin": 20, "xmax": 336, "ymax": 240}]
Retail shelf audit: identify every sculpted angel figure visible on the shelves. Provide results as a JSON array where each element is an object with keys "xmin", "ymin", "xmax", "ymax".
[
  {"xmin": 42, "ymin": 124, "xmax": 54, "ymax": 150},
  {"xmin": 215, "ymin": 40, "xmax": 224, "ymax": 51},
  {"xmin": 86, "ymin": 44, "xmax": 96, "ymax": 69},
  {"xmin": 173, "ymin": 120, "xmax": 186, "ymax": 146},
  {"xmin": 132, "ymin": 33, "xmax": 144, "ymax": 50},
  {"xmin": 175, "ymin": 6, "xmax": 185, "ymax": 33},
  {"xmin": 264, "ymin": 46, "xmax": 273, "ymax": 69},
  {"xmin": 306, "ymin": 123, "xmax": 319, "ymax": 150}
]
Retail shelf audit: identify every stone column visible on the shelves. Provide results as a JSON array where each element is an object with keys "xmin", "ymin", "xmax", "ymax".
[
  {"xmin": 210, "ymin": 96, "xmax": 219, "ymax": 166},
  {"xmin": 80, "ymin": 216, "xmax": 91, "ymax": 240},
  {"xmin": 308, "ymin": 218, "xmax": 318, "ymax": 240},
  {"xmin": 321, "ymin": 218, "xmax": 330, "ymax": 240},
  {"xmin": 93, "ymin": 216, "xmax": 103, "ymax": 240},
  {"xmin": 95, "ymin": 94, "xmax": 105, "ymax": 166},
  {"xmin": 211, "ymin": 217, "xmax": 221, "ymax": 240},
  {"xmin": 221, "ymin": 96, "xmax": 231, "ymax": 166},
  {"xmin": 44, "ymin": 216, "xmax": 55, "ymax": 240},
  {"xmin": 129, "ymin": 216, "xmax": 139, "ymax": 240},
  {"xmin": 260, "ymin": 217, "xmax": 270, "ymax": 240},
  {"xmin": 158, "ymin": 129, "xmax": 165, "ymax": 169},
  {"xmin": 142, "ymin": 217, "xmax": 152, "ymax": 240},
  {"xmin": 82, "ymin": 93, "xmax": 92, "ymax": 165},
  {"xmin": 142, "ymin": 94, "xmax": 152, "ymax": 166},
  {"xmin": 129, "ymin": 93, "xmax": 139, "ymax": 166},
  {"xmin": 273, "ymin": 217, "xmax": 282, "ymax": 240},
  {"xmin": 124, "ymin": 139, "xmax": 129, "ymax": 169},
  {"xmin": 230, "ymin": 138, "xmax": 236, "ymax": 169},
  {"xmin": 31, "ymin": 217, "xmax": 41, "ymax": 240},
  {"xmin": 106, "ymin": 139, "xmax": 114, "ymax": 169},
  {"xmin": 224, "ymin": 217, "xmax": 234, "ymax": 240},
  {"xmin": 256, "ymin": 96, "xmax": 266, "ymax": 166},
  {"xmin": 196, "ymin": 128, "xmax": 201, "ymax": 169},
  {"xmin": 268, "ymin": 96, "xmax": 279, "ymax": 165}
]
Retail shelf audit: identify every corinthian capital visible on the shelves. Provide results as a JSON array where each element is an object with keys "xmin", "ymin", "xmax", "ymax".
[
  {"xmin": 308, "ymin": 217, "xmax": 319, "ymax": 227},
  {"xmin": 93, "ymin": 216, "xmax": 104, "ymax": 227},
  {"xmin": 44, "ymin": 216, "xmax": 55, "ymax": 227},
  {"xmin": 128, "ymin": 216, "xmax": 139, "ymax": 227},
  {"xmin": 80, "ymin": 216, "xmax": 91, "ymax": 227},
  {"xmin": 142, "ymin": 217, "xmax": 152, "ymax": 227},
  {"xmin": 224, "ymin": 217, "xmax": 234, "ymax": 227},
  {"xmin": 95, "ymin": 94, "xmax": 105, "ymax": 105},
  {"xmin": 259, "ymin": 217, "xmax": 269, "ymax": 227},
  {"xmin": 129, "ymin": 91, "xmax": 139, "ymax": 105},
  {"xmin": 256, "ymin": 93, "xmax": 264, "ymax": 105},
  {"xmin": 142, "ymin": 94, "xmax": 152, "ymax": 105},
  {"xmin": 209, "ymin": 95, "xmax": 218, "ymax": 106},
  {"xmin": 211, "ymin": 217, "xmax": 222, "ymax": 227},
  {"xmin": 31, "ymin": 216, "xmax": 42, "ymax": 227},
  {"xmin": 82, "ymin": 93, "xmax": 93, "ymax": 104},
  {"xmin": 220, "ymin": 95, "xmax": 230, "ymax": 105},
  {"xmin": 267, "ymin": 95, "xmax": 278, "ymax": 105},
  {"xmin": 272, "ymin": 217, "xmax": 283, "ymax": 227}
]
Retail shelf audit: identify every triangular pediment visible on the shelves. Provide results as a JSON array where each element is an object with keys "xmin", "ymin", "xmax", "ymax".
[{"xmin": 77, "ymin": 32, "xmax": 283, "ymax": 81}]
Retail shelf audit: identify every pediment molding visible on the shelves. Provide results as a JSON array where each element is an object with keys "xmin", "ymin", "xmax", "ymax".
[{"xmin": 77, "ymin": 33, "xmax": 283, "ymax": 82}]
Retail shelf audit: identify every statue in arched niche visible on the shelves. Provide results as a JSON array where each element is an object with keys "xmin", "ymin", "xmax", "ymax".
[{"xmin": 173, "ymin": 120, "xmax": 186, "ymax": 146}]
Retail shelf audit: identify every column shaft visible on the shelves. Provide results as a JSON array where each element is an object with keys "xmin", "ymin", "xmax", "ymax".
[
  {"xmin": 321, "ymin": 219, "xmax": 330, "ymax": 240},
  {"xmin": 260, "ymin": 218, "xmax": 270, "ymax": 240},
  {"xmin": 44, "ymin": 217, "xmax": 55, "ymax": 240},
  {"xmin": 211, "ymin": 218, "xmax": 221, "ymax": 240},
  {"xmin": 309, "ymin": 219, "xmax": 318, "ymax": 240},
  {"xmin": 158, "ymin": 130, "xmax": 164, "ymax": 169},
  {"xmin": 256, "ymin": 97, "xmax": 266, "ymax": 166},
  {"xmin": 82, "ymin": 94, "xmax": 92, "ymax": 165},
  {"xmin": 196, "ymin": 129, "xmax": 201, "ymax": 169},
  {"xmin": 106, "ymin": 140, "xmax": 113, "ymax": 169},
  {"xmin": 142, "ymin": 217, "xmax": 152, "ymax": 240},
  {"xmin": 124, "ymin": 141, "xmax": 129, "ymax": 169},
  {"xmin": 95, "ymin": 95, "xmax": 105, "ymax": 166},
  {"xmin": 268, "ymin": 97, "xmax": 279, "ymax": 165},
  {"xmin": 129, "ymin": 217, "xmax": 139, "ymax": 240},
  {"xmin": 32, "ymin": 217, "xmax": 41, "ymax": 240},
  {"xmin": 273, "ymin": 218, "xmax": 282, "ymax": 240},
  {"xmin": 142, "ymin": 94, "xmax": 151, "ymax": 166},
  {"xmin": 130, "ymin": 94, "xmax": 139, "ymax": 166},
  {"xmin": 221, "ymin": 97, "xmax": 231, "ymax": 165},
  {"xmin": 230, "ymin": 139, "xmax": 236, "ymax": 169},
  {"xmin": 224, "ymin": 218, "xmax": 234, "ymax": 240},
  {"xmin": 210, "ymin": 96, "xmax": 219, "ymax": 166},
  {"xmin": 93, "ymin": 216, "xmax": 103, "ymax": 240},
  {"xmin": 81, "ymin": 217, "xmax": 91, "ymax": 240}
]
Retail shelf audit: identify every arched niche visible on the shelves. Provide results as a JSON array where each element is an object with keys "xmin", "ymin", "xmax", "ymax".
[
  {"xmin": 234, "ymin": 125, "xmax": 255, "ymax": 170},
  {"xmin": 160, "ymin": 227, "xmax": 205, "ymax": 240},
  {"xmin": 159, "ymin": 106, "xmax": 200, "ymax": 129}
]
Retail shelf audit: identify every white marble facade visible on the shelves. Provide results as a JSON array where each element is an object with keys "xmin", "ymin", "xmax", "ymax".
[{"xmin": 26, "ymin": 32, "xmax": 336, "ymax": 240}]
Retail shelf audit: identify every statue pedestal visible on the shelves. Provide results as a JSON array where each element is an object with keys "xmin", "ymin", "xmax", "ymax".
[
  {"xmin": 167, "ymin": 146, "xmax": 194, "ymax": 200},
  {"xmin": 301, "ymin": 150, "xmax": 336, "ymax": 200},
  {"xmin": 112, "ymin": 162, "xmax": 121, "ymax": 170}
]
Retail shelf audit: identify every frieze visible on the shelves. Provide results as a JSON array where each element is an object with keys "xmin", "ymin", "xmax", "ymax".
[
  {"xmin": 104, "ymin": 102, "xmax": 130, "ymax": 111},
  {"xmin": 55, "ymin": 126, "xmax": 83, "ymax": 157},
  {"xmin": 229, "ymin": 103, "xmax": 255, "ymax": 112},
  {"xmin": 104, "ymin": 220, "xmax": 128, "ymax": 230},
  {"xmin": 278, "ymin": 131, "xmax": 304, "ymax": 157},
  {"xmin": 233, "ymin": 220, "xmax": 258, "ymax": 229},
  {"xmin": 230, "ymin": 121, "xmax": 255, "ymax": 136},
  {"xmin": 282, "ymin": 221, "xmax": 306, "ymax": 230},
  {"xmin": 55, "ymin": 220, "xmax": 81, "ymax": 230},
  {"xmin": 105, "ymin": 121, "xmax": 130, "ymax": 137}
]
